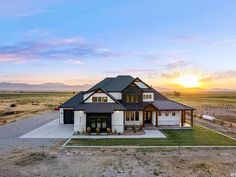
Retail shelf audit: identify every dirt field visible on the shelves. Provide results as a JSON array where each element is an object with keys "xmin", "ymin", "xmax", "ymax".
[
  {"xmin": 0, "ymin": 92, "xmax": 73, "ymax": 124},
  {"xmin": 0, "ymin": 146, "xmax": 236, "ymax": 177}
]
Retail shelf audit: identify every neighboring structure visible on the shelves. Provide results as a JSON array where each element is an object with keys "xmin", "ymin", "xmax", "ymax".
[{"xmin": 59, "ymin": 75, "xmax": 194, "ymax": 133}]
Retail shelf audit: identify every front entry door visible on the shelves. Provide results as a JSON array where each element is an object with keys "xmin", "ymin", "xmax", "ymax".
[{"xmin": 144, "ymin": 111, "xmax": 152, "ymax": 124}]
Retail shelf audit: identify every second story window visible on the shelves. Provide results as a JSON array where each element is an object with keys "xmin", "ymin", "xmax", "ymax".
[
  {"xmin": 102, "ymin": 97, "xmax": 108, "ymax": 102},
  {"xmin": 125, "ymin": 95, "xmax": 139, "ymax": 103},
  {"xmin": 126, "ymin": 95, "xmax": 130, "ymax": 103},
  {"xmin": 92, "ymin": 97, "xmax": 97, "ymax": 102},
  {"xmin": 130, "ymin": 96, "xmax": 134, "ymax": 103},
  {"xmin": 92, "ymin": 96, "xmax": 108, "ymax": 103},
  {"xmin": 135, "ymin": 96, "xmax": 138, "ymax": 103}
]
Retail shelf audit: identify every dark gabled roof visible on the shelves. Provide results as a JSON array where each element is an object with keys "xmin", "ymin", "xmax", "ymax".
[
  {"xmin": 121, "ymin": 103, "xmax": 147, "ymax": 111},
  {"xmin": 59, "ymin": 91, "xmax": 85, "ymax": 108},
  {"xmin": 154, "ymin": 90, "xmax": 168, "ymax": 101},
  {"xmin": 152, "ymin": 100, "xmax": 194, "ymax": 111},
  {"xmin": 75, "ymin": 103, "xmax": 126, "ymax": 113},
  {"xmin": 88, "ymin": 75, "xmax": 135, "ymax": 92}
]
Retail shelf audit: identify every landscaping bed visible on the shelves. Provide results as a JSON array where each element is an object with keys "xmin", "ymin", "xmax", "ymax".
[{"xmin": 66, "ymin": 125, "xmax": 236, "ymax": 146}]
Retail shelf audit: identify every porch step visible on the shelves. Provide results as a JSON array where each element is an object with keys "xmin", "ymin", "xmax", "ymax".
[{"xmin": 144, "ymin": 126, "xmax": 158, "ymax": 130}]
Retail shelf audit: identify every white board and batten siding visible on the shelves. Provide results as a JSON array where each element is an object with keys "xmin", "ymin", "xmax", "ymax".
[
  {"xmin": 108, "ymin": 92, "xmax": 122, "ymax": 100},
  {"xmin": 152, "ymin": 111, "xmax": 156, "ymax": 126},
  {"xmin": 112, "ymin": 111, "xmax": 124, "ymax": 133},
  {"xmin": 84, "ymin": 93, "xmax": 115, "ymax": 103},
  {"xmin": 83, "ymin": 91, "xmax": 94, "ymax": 100},
  {"xmin": 74, "ymin": 110, "xmax": 86, "ymax": 133},
  {"xmin": 158, "ymin": 111, "xmax": 181, "ymax": 126}
]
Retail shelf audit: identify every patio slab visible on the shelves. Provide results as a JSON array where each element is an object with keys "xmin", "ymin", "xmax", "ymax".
[{"xmin": 20, "ymin": 119, "xmax": 74, "ymax": 139}]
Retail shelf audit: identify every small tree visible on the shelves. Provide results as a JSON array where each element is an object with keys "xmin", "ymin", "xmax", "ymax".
[
  {"xmin": 10, "ymin": 103, "xmax": 17, "ymax": 108},
  {"xmin": 173, "ymin": 91, "xmax": 181, "ymax": 97},
  {"xmin": 86, "ymin": 127, "xmax": 91, "ymax": 135},
  {"xmin": 96, "ymin": 128, "xmax": 100, "ymax": 135},
  {"xmin": 107, "ymin": 128, "xmax": 111, "ymax": 135}
]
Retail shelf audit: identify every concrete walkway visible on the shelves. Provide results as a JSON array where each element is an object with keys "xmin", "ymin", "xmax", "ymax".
[
  {"xmin": 72, "ymin": 129, "xmax": 166, "ymax": 139},
  {"xmin": 20, "ymin": 119, "xmax": 74, "ymax": 139}
]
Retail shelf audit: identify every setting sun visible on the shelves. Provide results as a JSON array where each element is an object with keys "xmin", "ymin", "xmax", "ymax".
[{"xmin": 175, "ymin": 74, "xmax": 200, "ymax": 88}]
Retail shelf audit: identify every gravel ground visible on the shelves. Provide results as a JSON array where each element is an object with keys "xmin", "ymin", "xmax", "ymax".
[
  {"xmin": 0, "ymin": 111, "xmax": 63, "ymax": 154},
  {"xmin": 0, "ymin": 147, "xmax": 236, "ymax": 177}
]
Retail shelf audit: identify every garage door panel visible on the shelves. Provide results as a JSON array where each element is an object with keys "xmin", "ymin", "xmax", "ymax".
[{"xmin": 64, "ymin": 110, "xmax": 74, "ymax": 124}]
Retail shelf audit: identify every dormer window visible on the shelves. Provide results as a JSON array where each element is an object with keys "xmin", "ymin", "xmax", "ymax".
[{"xmin": 143, "ymin": 92, "xmax": 154, "ymax": 102}]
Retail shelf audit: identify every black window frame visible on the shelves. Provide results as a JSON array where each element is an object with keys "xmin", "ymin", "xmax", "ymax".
[{"xmin": 92, "ymin": 97, "xmax": 97, "ymax": 103}]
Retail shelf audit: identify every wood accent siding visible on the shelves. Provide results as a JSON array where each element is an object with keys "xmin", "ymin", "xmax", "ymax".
[{"xmin": 122, "ymin": 84, "xmax": 143, "ymax": 103}]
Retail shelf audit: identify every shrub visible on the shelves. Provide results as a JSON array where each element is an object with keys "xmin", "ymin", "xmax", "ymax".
[
  {"xmin": 86, "ymin": 127, "xmax": 91, "ymax": 135},
  {"xmin": 220, "ymin": 120, "xmax": 224, "ymax": 126},
  {"xmin": 10, "ymin": 103, "xmax": 16, "ymax": 108},
  {"xmin": 107, "ymin": 128, "xmax": 111, "ymax": 135},
  {"xmin": 96, "ymin": 128, "xmax": 100, "ymax": 135},
  {"xmin": 229, "ymin": 123, "xmax": 233, "ymax": 128}
]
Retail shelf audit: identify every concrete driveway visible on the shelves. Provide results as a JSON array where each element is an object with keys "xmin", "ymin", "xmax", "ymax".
[
  {"xmin": 20, "ymin": 119, "xmax": 73, "ymax": 138},
  {"xmin": 0, "ymin": 111, "xmax": 63, "ymax": 154}
]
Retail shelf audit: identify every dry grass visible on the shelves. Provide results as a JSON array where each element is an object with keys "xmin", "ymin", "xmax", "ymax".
[{"xmin": 0, "ymin": 91, "xmax": 74, "ymax": 124}]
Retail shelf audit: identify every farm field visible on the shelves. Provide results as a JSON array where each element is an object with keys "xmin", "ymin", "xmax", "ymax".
[
  {"xmin": 165, "ymin": 91, "xmax": 236, "ymax": 124},
  {"xmin": 0, "ymin": 92, "xmax": 73, "ymax": 124}
]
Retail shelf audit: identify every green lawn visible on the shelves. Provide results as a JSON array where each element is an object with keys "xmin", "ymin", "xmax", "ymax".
[{"xmin": 67, "ymin": 125, "xmax": 236, "ymax": 146}]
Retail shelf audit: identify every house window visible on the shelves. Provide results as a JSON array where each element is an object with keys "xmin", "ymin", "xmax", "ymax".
[
  {"xmin": 126, "ymin": 95, "xmax": 130, "ymax": 103},
  {"xmin": 92, "ymin": 97, "xmax": 97, "ymax": 102},
  {"xmin": 131, "ymin": 112, "xmax": 135, "ymax": 121},
  {"xmin": 98, "ymin": 97, "xmax": 102, "ymax": 102},
  {"xmin": 126, "ymin": 112, "xmax": 130, "ymax": 121},
  {"xmin": 130, "ymin": 96, "xmax": 134, "ymax": 103},
  {"xmin": 135, "ymin": 112, "xmax": 139, "ymax": 121},
  {"xmin": 102, "ymin": 97, "xmax": 108, "ymax": 102},
  {"xmin": 143, "ymin": 94, "xmax": 152, "ymax": 100},
  {"xmin": 126, "ymin": 111, "xmax": 139, "ymax": 121},
  {"xmin": 172, "ymin": 112, "xmax": 176, "ymax": 116},
  {"xmin": 158, "ymin": 111, "xmax": 162, "ymax": 116},
  {"xmin": 135, "ymin": 96, "xmax": 138, "ymax": 103},
  {"xmin": 165, "ymin": 111, "xmax": 169, "ymax": 116}
]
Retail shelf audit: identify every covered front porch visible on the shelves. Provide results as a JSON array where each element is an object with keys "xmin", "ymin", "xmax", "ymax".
[{"xmin": 141, "ymin": 104, "xmax": 194, "ymax": 129}]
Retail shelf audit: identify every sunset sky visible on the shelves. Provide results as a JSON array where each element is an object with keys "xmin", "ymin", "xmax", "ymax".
[{"xmin": 0, "ymin": 0, "xmax": 236, "ymax": 90}]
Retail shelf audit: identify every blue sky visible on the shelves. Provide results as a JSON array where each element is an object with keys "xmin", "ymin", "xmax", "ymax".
[{"xmin": 0, "ymin": 0, "xmax": 236, "ymax": 89}]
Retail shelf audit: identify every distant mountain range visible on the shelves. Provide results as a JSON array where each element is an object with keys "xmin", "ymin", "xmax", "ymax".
[
  {"xmin": 0, "ymin": 82, "xmax": 234, "ymax": 92},
  {"xmin": 0, "ymin": 82, "xmax": 92, "ymax": 91}
]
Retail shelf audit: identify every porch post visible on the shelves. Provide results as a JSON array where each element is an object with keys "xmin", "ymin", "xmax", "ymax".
[
  {"xmin": 191, "ymin": 110, "xmax": 194, "ymax": 127},
  {"xmin": 183, "ymin": 110, "xmax": 186, "ymax": 123},
  {"xmin": 156, "ymin": 111, "xmax": 158, "ymax": 127},
  {"xmin": 143, "ymin": 111, "xmax": 145, "ymax": 127},
  {"xmin": 181, "ymin": 110, "xmax": 184, "ymax": 127}
]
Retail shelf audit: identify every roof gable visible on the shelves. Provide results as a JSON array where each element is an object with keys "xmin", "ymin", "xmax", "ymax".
[
  {"xmin": 59, "ymin": 91, "xmax": 85, "ymax": 108},
  {"xmin": 82, "ymin": 88, "xmax": 120, "ymax": 104},
  {"xmin": 88, "ymin": 75, "xmax": 135, "ymax": 92}
]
